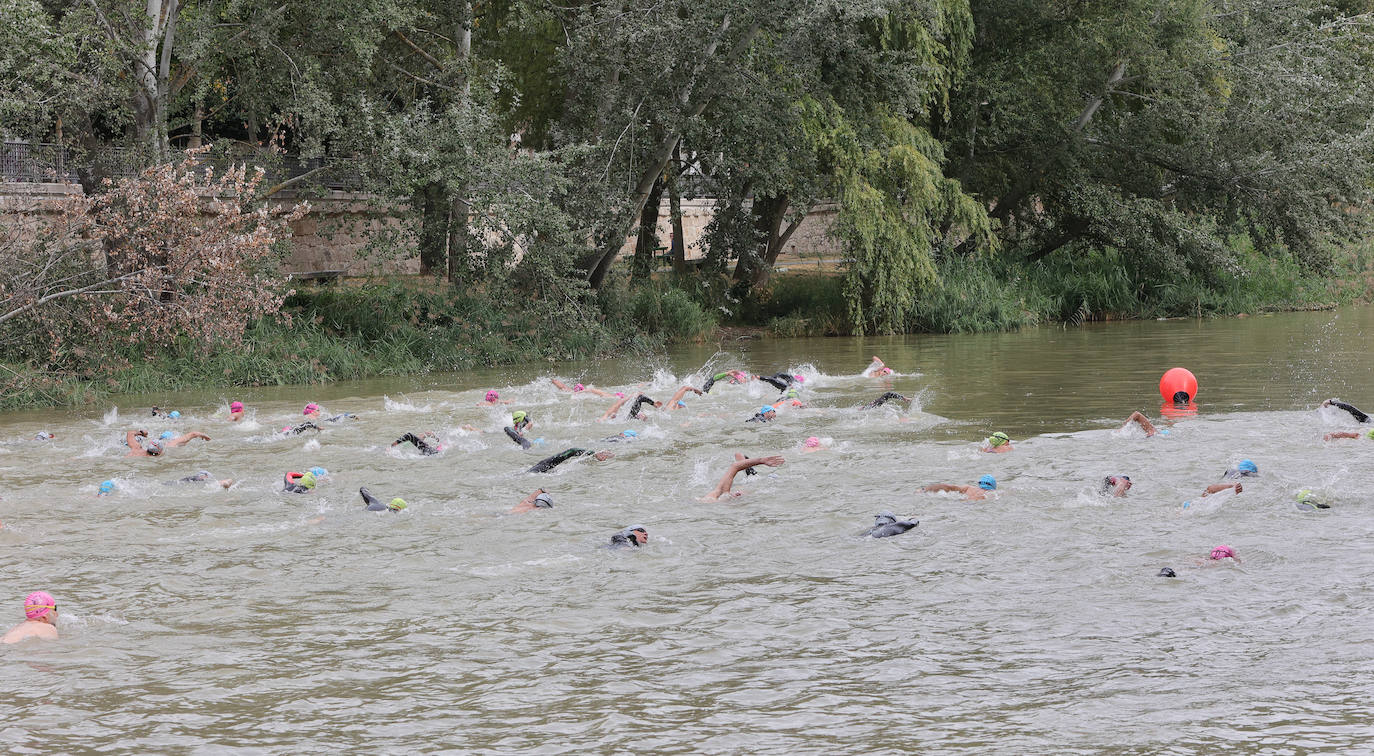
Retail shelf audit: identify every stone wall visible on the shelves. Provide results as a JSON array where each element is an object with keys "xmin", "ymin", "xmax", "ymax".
[{"xmin": 2, "ymin": 184, "xmax": 839, "ymax": 274}]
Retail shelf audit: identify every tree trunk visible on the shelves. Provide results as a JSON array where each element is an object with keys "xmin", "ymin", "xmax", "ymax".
[
  {"xmin": 631, "ymin": 174, "xmax": 665, "ymax": 283},
  {"xmin": 668, "ymin": 145, "xmax": 686, "ymax": 275},
  {"xmin": 733, "ymin": 194, "xmax": 786, "ymax": 283},
  {"xmin": 188, "ymin": 101, "xmax": 203, "ymax": 148},
  {"xmin": 417, "ymin": 183, "xmax": 449, "ymax": 276},
  {"xmin": 752, "ymin": 203, "xmax": 809, "ymax": 289},
  {"xmin": 447, "ymin": 198, "xmax": 469, "ymax": 283}
]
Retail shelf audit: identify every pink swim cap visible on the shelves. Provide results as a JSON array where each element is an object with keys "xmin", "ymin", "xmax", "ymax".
[
  {"xmin": 1210, "ymin": 545, "xmax": 1236, "ymax": 560},
  {"xmin": 804, "ymin": 436, "xmax": 820, "ymax": 448},
  {"xmin": 485, "ymin": 390, "xmax": 499, "ymax": 401},
  {"xmin": 304, "ymin": 403, "xmax": 319, "ymax": 415},
  {"xmin": 794, "ymin": 375, "xmax": 805, "ymax": 383},
  {"xmin": 230, "ymin": 401, "xmax": 244, "ymax": 411},
  {"xmin": 878, "ymin": 367, "xmax": 893, "ymax": 376},
  {"xmin": 574, "ymin": 383, "xmax": 585, "ymax": 392},
  {"xmin": 24, "ymin": 591, "xmax": 55, "ymax": 620},
  {"xmin": 615, "ymin": 392, "xmax": 625, "ymax": 398}
]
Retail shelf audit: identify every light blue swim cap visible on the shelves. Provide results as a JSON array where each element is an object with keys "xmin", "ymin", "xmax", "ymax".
[
  {"xmin": 978, "ymin": 474, "xmax": 997, "ymax": 490},
  {"xmin": 159, "ymin": 431, "xmax": 175, "ymax": 440},
  {"xmin": 1238, "ymin": 459, "xmax": 1258, "ymax": 474},
  {"xmin": 309, "ymin": 466, "xmax": 327, "ymax": 479},
  {"xmin": 99, "ymin": 480, "xmax": 115, "ymax": 494},
  {"xmin": 760, "ymin": 406, "xmax": 775, "ymax": 415},
  {"xmin": 676, "ymin": 400, "xmax": 686, "ymax": 407},
  {"xmin": 168, "ymin": 410, "xmax": 181, "ymax": 419},
  {"xmin": 622, "ymin": 429, "xmax": 638, "ymax": 438}
]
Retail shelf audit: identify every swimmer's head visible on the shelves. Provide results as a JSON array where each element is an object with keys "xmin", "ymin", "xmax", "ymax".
[
  {"xmin": 987, "ymin": 431, "xmax": 1010, "ymax": 447},
  {"xmin": 304, "ymin": 402, "xmax": 320, "ymax": 415},
  {"xmin": 676, "ymin": 400, "xmax": 686, "ymax": 408},
  {"xmin": 145, "ymin": 440, "xmax": 164, "ymax": 456},
  {"xmin": 168, "ymin": 410, "xmax": 180, "ymax": 419},
  {"xmin": 615, "ymin": 392, "xmax": 625, "ymax": 398},
  {"xmin": 1171, "ymin": 390, "xmax": 1191, "ymax": 404},
  {"xmin": 978, "ymin": 474, "xmax": 997, "ymax": 490},
  {"xmin": 98, "ymin": 480, "xmax": 115, "ymax": 496},
  {"xmin": 1209, "ymin": 544, "xmax": 1235, "ymax": 560},
  {"xmin": 34, "ymin": 431, "xmax": 53, "ymax": 440},
  {"xmin": 574, "ymin": 383, "xmax": 585, "ymax": 392},
  {"xmin": 533, "ymin": 492, "xmax": 553, "ymax": 508},
  {"xmin": 760, "ymin": 406, "xmax": 776, "ymax": 416},
  {"xmin": 159, "ymin": 431, "xmax": 175, "ymax": 440},
  {"xmin": 299, "ymin": 471, "xmax": 317, "ymax": 490},
  {"xmin": 804, "ymin": 436, "xmax": 820, "ymax": 448},
  {"xmin": 512, "ymin": 411, "xmax": 527, "ymax": 424},
  {"xmin": 24, "ymin": 591, "xmax": 55, "ymax": 621},
  {"xmin": 387, "ymin": 498, "xmax": 407, "ymax": 511},
  {"xmin": 874, "ymin": 512, "xmax": 898, "ymax": 526},
  {"xmin": 484, "ymin": 390, "xmax": 499, "ymax": 402},
  {"xmin": 731, "ymin": 371, "xmax": 747, "ymax": 381},
  {"xmin": 1157, "ymin": 567, "xmax": 1176, "ymax": 578},
  {"xmin": 309, "ymin": 466, "xmax": 328, "ymax": 479},
  {"xmin": 794, "ymin": 375, "xmax": 805, "ymax": 383},
  {"xmin": 230, "ymin": 401, "xmax": 244, "ymax": 412},
  {"xmin": 622, "ymin": 525, "xmax": 648, "ymax": 545},
  {"xmin": 878, "ymin": 367, "xmax": 893, "ymax": 376},
  {"xmin": 1237, "ymin": 459, "xmax": 1258, "ymax": 475},
  {"xmin": 786, "ymin": 389, "xmax": 799, "ymax": 399},
  {"xmin": 1366, "ymin": 429, "xmax": 1374, "ymax": 440}
]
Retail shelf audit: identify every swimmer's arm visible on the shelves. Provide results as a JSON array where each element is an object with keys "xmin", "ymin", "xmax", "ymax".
[
  {"xmin": 511, "ymin": 488, "xmax": 545, "ymax": 512},
  {"xmin": 1323, "ymin": 399, "xmax": 1370, "ymax": 423},
  {"xmin": 1123, "ymin": 411, "xmax": 1157, "ymax": 436},
  {"xmin": 126, "ymin": 430, "xmax": 145, "ymax": 446},
  {"xmin": 172, "ymin": 431, "xmax": 211, "ymax": 446},
  {"xmin": 1201, "ymin": 482, "xmax": 1241, "ymax": 496},
  {"xmin": 921, "ymin": 483, "xmax": 965, "ymax": 494},
  {"xmin": 1323, "ymin": 431, "xmax": 1361, "ymax": 441},
  {"xmin": 600, "ymin": 395, "xmax": 630, "ymax": 421},
  {"xmin": 551, "ymin": 378, "xmax": 570, "ymax": 391}
]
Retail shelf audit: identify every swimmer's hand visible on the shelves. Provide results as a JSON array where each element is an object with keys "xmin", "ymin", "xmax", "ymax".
[{"xmin": 756, "ymin": 455, "xmax": 785, "ymax": 468}]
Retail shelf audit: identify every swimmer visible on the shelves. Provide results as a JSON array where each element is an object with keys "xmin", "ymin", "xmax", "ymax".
[
  {"xmin": 359, "ymin": 487, "xmax": 407, "ymax": 512},
  {"xmin": 607, "ymin": 525, "xmax": 648, "ymax": 549},
  {"xmin": 755, "ymin": 372, "xmax": 804, "ymax": 393},
  {"xmin": 528, "ymin": 448, "xmax": 613, "ymax": 473},
  {"xmin": 667, "ymin": 385, "xmax": 703, "ymax": 411},
  {"xmin": 479, "ymin": 390, "xmax": 511, "ymax": 406},
  {"xmin": 1157, "ymin": 567, "xmax": 1177, "ymax": 578},
  {"xmin": 511, "ymin": 411, "xmax": 533, "ymax": 433},
  {"xmin": 303, "ymin": 402, "xmax": 321, "ymax": 417},
  {"xmin": 33, "ymin": 431, "xmax": 55, "ymax": 440},
  {"xmin": 503, "ymin": 425, "xmax": 532, "ymax": 449},
  {"xmin": 862, "ymin": 512, "xmax": 918, "ymax": 538},
  {"xmin": 124, "ymin": 429, "xmax": 210, "ymax": 456},
  {"xmin": 1221, "ymin": 459, "xmax": 1259, "ymax": 479},
  {"xmin": 701, "ymin": 370, "xmax": 748, "ymax": 393},
  {"xmin": 599, "ymin": 393, "xmax": 633, "ymax": 421},
  {"xmin": 773, "ymin": 389, "xmax": 806, "ymax": 409},
  {"xmin": 981, "ymin": 431, "xmax": 1013, "ymax": 453},
  {"xmin": 861, "ymin": 356, "xmax": 894, "ymax": 377},
  {"xmin": 1198, "ymin": 544, "xmax": 1241, "ymax": 566},
  {"xmin": 1323, "ymin": 428, "xmax": 1374, "ymax": 442},
  {"xmin": 1099, "ymin": 475, "xmax": 1132, "ymax": 497},
  {"xmin": 921, "ymin": 475, "xmax": 997, "ymax": 501},
  {"xmin": 1294, "ymin": 489, "xmax": 1330, "ymax": 510},
  {"xmin": 702, "ymin": 454, "xmax": 785, "ymax": 500},
  {"xmin": 601, "ymin": 429, "xmax": 640, "ymax": 443},
  {"xmin": 1200, "ymin": 481, "xmax": 1242, "ymax": 497},
  {"xmin": 862, "ymin": 392, "xmax": 908, "ymax": 410},
  {"xmin": 1120, "ymin": 411, "xmax": 1160, "ymax": 437},
  {"xmin": 228, "ymin": 401, "xmax": 245, "ymax": 421},
  {"xmin": 746, "ymin": 406, "xmax": 777, "ymax": 423},
  {"xmin": 97, "ymin": 480, "xmax": 116, "ymax": 497},
  {"xmin": 168, "ymin": 471, "xmax": 234, "ymax": 488},
  {"xmin": 2, "ymin": 591, "xmax": 59, "ymax": 644},
  {"xmin": 551, "ymin": 379, "xmax": 614, "ymax": 397},
  {"xmin": 282, "ymin": 470, "xmax": 318, "ymax": 493},
  {"xmin": 393, "ymin": 431, "xmax": 442, "ymax": 455},
  {"xmin": 509, "ymin": 488, "xmax": 554, "ymax": 514},
  {"xmin": 627, "ymin": 394, "xmax": 661, "ymax": 420},
  {"xmin": 801, "ymin": 436, "xmax": 825, "ymax": 452},
  {"xmin": 279, "ymin": 421, "xmax": 321, "ymax": 436},
  {"xmin": 1321, "ymin": 398, "xmax": 1370, "ymax": 423}
]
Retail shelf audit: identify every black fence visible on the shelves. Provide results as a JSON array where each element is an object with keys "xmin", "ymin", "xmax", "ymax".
[{"xmin": 1, "ymin": 142, "xmax": 361, "ymax": 191}]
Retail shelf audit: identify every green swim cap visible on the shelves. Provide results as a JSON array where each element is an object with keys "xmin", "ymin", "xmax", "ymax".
[
  {"xmin": 512, "ymin": 411, "xmax": 527, "ymax": 423},
  {"xmin": 299, "ymin": 471, "xmax": 317, "ymax": 490},
  {"xmin": 786, "ymin": 389, "xmax": 799, "ymax": 399},
  {"xmin": 988, "ymin": 431, "xmax": 1010, "ymax": 447},
  {"xmin": 387, "ymin": 498, "xmax": 407, "ymax": 511},
  {"xmin": 1365, "ymin": 428, "xmax": 1374, "ymax": 440}
]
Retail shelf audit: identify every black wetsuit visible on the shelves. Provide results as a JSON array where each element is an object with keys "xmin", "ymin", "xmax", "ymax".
[
  {"xmin": 325, "ymin": 413, "xmax": 357, "ymax": 422},
  {"xmin": 628, "ymin": 395, "xmax": 658, "ymax": 419},
  {"xmin": 528, "ymin": 448, "xmax": 594, "ymax": 473},
  {"xmin": 701, "ymin": 372, "xmax": 731, "ymax": 394},
  {"xmin": 607, "ymin": 533, "xmax": 638, "ymax": 549},
  {"xmin": 282, "ymin": 473, "xmax": 311, "ymax": 494},
  {"xmin": 394, "ymin": 433, "xmax": 441, "ymax": 455},
  {"xmin": 284, "ymin": 422, "xmax": 322, "ymax": 435},
  {"xmin": 1327, "ymin": 399, "xmax": 1370, "ymax": 423},
  {"xmin": 1221, "ymin": 468, "xmax": 1259, "ymax": 480},
  {"xmin": 745, "ymin": 411, "xmax": 774, "ymax": 423},
  {"xmin": 503, "ymin": 426, "xmax": 532, "ymax": 449},
  {"xmin": 757, "ymin": 373, "xmax": 796, "ymax": 392},
  {"xmin": 863, "ymin": 513, "xmax": 919, "ymax": 538},
  {"xmin": 863, "ymin": 392, "xmax": 909, "ymax": 409},
  {"xmin": 360, "ymin": 487, "xmax": 394, "ymax": 512}
]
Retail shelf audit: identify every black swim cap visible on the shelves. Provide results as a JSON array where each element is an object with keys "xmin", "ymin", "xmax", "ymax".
[
  {"xmin": 1157, "ymin": 567, "xmax": 1177, "ymax": 578},
  {"xmin": 1172, "ymin": 390, "xmax": 1191, "ymax": 404}
]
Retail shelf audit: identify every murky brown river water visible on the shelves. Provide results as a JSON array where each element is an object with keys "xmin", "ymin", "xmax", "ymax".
[{"xmin": 2, "ymin": 307, "xmax": 1372, "ymax": 753}]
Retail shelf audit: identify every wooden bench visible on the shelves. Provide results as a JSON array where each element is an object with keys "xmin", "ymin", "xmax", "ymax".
[{"xmin": 287, "ymin": 269, "xmax": 347, "ymax": 284}]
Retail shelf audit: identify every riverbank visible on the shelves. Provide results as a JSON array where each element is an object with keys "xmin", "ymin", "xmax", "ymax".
[{"xmin": 2, "ymin": 236, "xmax": 1369, "ymax": 411}]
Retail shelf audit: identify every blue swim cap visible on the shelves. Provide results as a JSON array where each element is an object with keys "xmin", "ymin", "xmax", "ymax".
[
  {"xmin": 760, "ymin": 406, "xmax": 775, "ymax": 415},
  {"xmin": 159, "ymin": 431, "xmax": 175, "ymax": 440},
  {"xmin": 978, "ymin": 474, "xmax": 997, "ymax": 490},
  {"xmin": 1238, "ymin": 459, "xmax": 1258, "ymax": 474},
  {"xmin": 309, "ymin": 466, "xmax": 327, "ymax": 479},
  {"xmin": 168, "ymin": 410, "xmax": 181, "ymax": 419},
  {"xmin": 98, "ymin": 480, "xmax": 115, "ymax": 494},
  {"xmin": 676, "ymin": 400, "xmax": 686, "ymax": 407},
  {"xmin": 622, "ymin": 429, "xmax": 638, "ymax": 438}
]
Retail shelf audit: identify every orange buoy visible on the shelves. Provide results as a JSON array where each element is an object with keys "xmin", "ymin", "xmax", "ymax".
[{"xmin": 1159, "ymin": 368, "xmax": 1198, "ymax": 403}]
